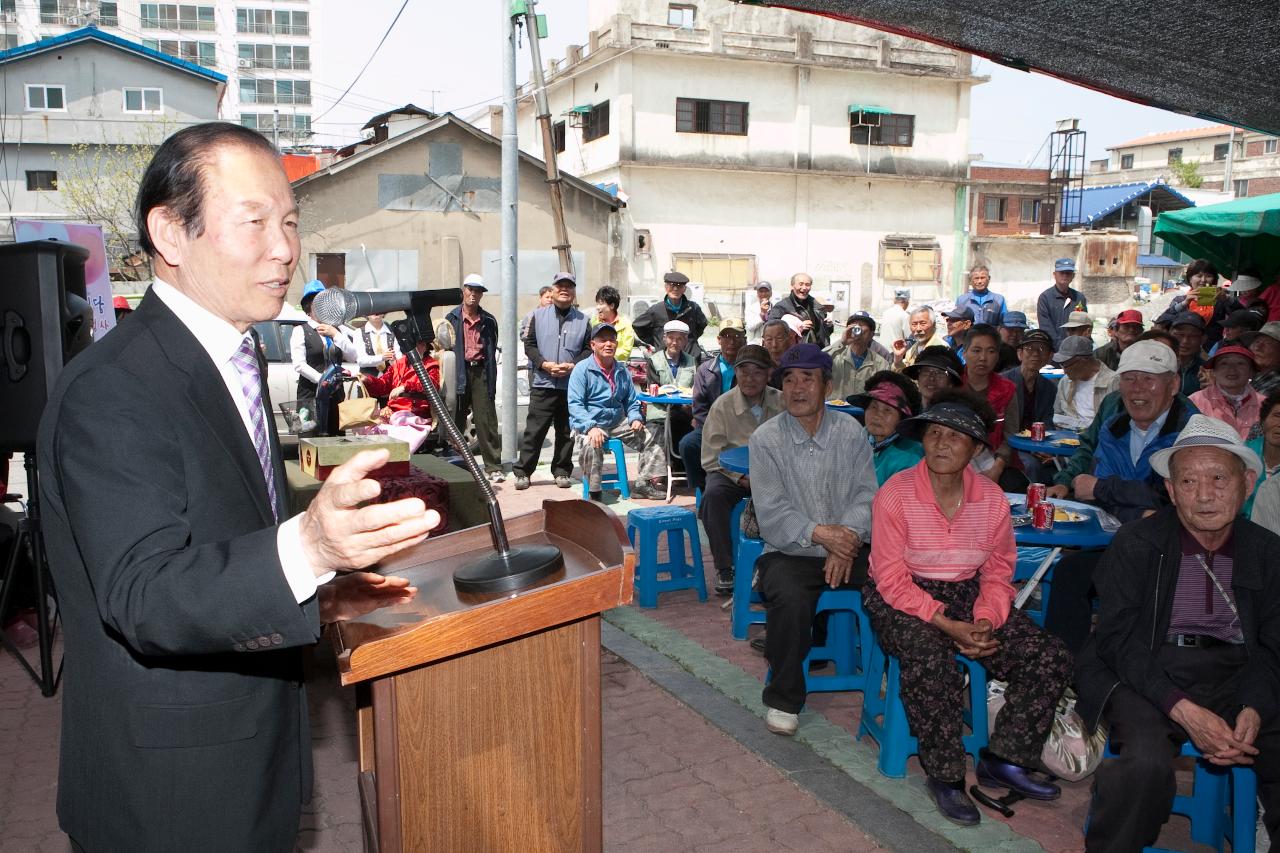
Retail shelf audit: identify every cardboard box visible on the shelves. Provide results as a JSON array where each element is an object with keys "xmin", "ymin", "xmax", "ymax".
[{"xmin": 299, "ymin": 435, "xmax": 411, "ymax": 481}]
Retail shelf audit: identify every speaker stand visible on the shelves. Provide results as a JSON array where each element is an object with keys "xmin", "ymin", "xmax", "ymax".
[{"xmin": 0, "ymin": 455, "xmax": 63, "ymax": 697}]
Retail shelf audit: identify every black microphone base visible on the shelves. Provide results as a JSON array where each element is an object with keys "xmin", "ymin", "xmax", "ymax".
[{"xmin": 453, "ymin": 544, "xmax": 564, "ymax": 594}]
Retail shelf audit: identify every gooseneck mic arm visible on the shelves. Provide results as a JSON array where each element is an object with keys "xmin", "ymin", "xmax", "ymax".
[{"xmin": 312, "ymin": 286, "xmax": 562, "ymax": 592}]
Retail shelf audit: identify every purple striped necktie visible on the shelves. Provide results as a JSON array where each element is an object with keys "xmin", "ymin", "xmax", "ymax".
[{"xmin": 230, "ymin": 336, "xmax": 279, "ymax": 521}]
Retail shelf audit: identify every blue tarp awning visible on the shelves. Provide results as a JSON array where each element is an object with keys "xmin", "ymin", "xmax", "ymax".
[
  {"xmin": 1060, "ymin": 180, "xmax": 1195, "ymax": 227},
  {"xmin": 1137, "ymin": 253, "xmax": 1183, "ymax": 268},
  {"xmin": 594, "ymin": 182, "xmax": 620, "ymax": 198}
]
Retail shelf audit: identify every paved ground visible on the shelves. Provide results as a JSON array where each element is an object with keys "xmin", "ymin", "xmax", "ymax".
[{"xmin": 0, "ymin": 449, "xmax": 1227, "ymax": 851}]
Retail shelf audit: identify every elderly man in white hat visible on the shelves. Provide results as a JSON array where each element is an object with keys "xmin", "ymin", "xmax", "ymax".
[
  {"xmin": 1077, "ymin": 414, "xmax": 1280, "ymax": 851},
  {"xmin": 640, "ymin": 319, "xmax": 698, "ymax": 496}
]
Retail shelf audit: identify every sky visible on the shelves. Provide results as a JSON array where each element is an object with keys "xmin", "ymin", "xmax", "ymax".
[{"xmin": 313, "ymin": 0, "xmax": 1219, "ymax": 167}]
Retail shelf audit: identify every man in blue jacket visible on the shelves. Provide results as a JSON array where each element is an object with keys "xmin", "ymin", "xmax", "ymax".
[
  {"xmin": 568, "ymin": 324, "xmax": 665, "ymax": 500},
  {"xmin": 954, "ymin": 264, "xmax": 1007, "ymax": 327}
]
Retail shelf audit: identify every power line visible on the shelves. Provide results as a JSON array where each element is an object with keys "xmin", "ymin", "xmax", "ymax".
[{"xmin": 312, "ymin": 0, "xmax": 411, "ymax": 124}]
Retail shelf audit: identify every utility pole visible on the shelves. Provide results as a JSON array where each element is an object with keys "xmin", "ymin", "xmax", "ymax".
[
  {"xmin": 520, "ymin": 0, "xmax": 574, "ymax": 274},
  {"xmin": 273, "ymin": 108, "xmax": 280, "ymax": 150},
  {"xmin": 1224, "ymin": 126, "xmax": 1237, "ymax": 193},
  {"xmin": 499, "ymin": 0, "xmax": 520, "ymax": 468}
]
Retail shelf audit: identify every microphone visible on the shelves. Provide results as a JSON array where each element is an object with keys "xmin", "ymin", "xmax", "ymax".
[{"xmin": 312, "ymin": 287, "xmax": 463, "ymax": 327}]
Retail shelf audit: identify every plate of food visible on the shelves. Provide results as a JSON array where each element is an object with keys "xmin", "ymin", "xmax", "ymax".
[
  {"xmin": 826, "ymin": 398, "xmax": 853, "ymax": 408},
  {"xmin": 1015, "ymin": 429, "xmax": 1032, "ymax": 438},
  {"xmin": 1007, "ymin": 503, "xmax": 1088, "ymax": 525},
  {"xmin": 1053, "ymin": 437, "xmax": 1082, "ymax": 447}
]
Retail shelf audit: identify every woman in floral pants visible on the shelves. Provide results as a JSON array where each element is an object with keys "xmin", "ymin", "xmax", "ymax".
[{"xmin": 863, "ymin": 392, "xmax": 1073, "ymax": 826}]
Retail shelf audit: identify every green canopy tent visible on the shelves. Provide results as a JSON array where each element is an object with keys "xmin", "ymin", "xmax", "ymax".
[{"xmin": 1153, "ymin": 193, "xmax": 1280, "ymax": 280}]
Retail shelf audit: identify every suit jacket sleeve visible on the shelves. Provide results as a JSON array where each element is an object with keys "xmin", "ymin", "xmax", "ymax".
[{"xmin": 48, "ymin": 365, "xmax": 320, "ymax": 657}]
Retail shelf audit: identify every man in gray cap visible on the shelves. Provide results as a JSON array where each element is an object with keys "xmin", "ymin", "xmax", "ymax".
[
  {"xmin": 1077, "ymin": 414, "xmax": 1280, "ymax": 851},
  {"xmin": 746, "ymin": 281, "xmax": 774, "ymax": 344},
  {"xmin": 1170, "ymin": 311, "xmax": 1208, "ymax": 397},
  {"xmin": 698, "ymin": 344, "xmax": 784, "ymax": 595},
  {"xmin": 880, "ymin": 288, "xmax": 912, "ymax": 347},
  {"xmin": 632, "ymin": 271, "xmax": 709, "ymax": 359},
  {"xmin": 1051, "ymin": 335, "xmax": 1117, "ymax": 431},
  {"xmin": 1036, "ymin": 257, "xmax": 1087, "ymax": 349},
  {"xmin": 749, "ymin": 343, "xmax": 876, "ymax": 736}
]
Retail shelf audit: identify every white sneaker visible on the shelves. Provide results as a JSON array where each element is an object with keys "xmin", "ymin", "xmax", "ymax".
[
  {"xmin": 765, "ymin": 707, "xmax": 799, "ymax": 736},
  {"xmin": 488, "ymin": 471, "xmax": 506, "ymax": 483}
]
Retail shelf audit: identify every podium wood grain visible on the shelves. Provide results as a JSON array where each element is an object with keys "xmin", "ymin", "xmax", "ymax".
[{"xmin": 332, "ymin": 499, "xmax": 635, "ymax": 853}]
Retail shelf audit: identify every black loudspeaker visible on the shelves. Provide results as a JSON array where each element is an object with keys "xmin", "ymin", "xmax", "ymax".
[{"xmin": 0, "ymin": 240, "xmax": 92, "ymax": 453}]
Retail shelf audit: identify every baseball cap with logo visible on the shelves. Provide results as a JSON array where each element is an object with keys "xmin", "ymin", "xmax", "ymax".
[
  {"xmin": 773, "ymin": 342, "xmax": 833, "ymax": 383},
  {"xmin": 1117, "ymin": 339, "xmax": 1178, "ymax": 375},
  {"xmin": 718, "ymin": 318, "xmax": 746, "ymax": 337},
  {"xmin": 1054, "ymin": 258, "xmax": 1077, "ymax": 272},
  {"xmin": 847, "ymin": 310, "xmax": 877, "ymax": 333},
  {"xmin": 1115, "ymin": 309, "xmax": 1144, "ymax": 327},
  {"xmin": 1018, "ymin": 329, "xmax": 1054, "ymax": 349}
]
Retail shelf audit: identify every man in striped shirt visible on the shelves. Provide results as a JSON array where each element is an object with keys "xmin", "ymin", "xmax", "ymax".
[
  {"xmin": 748, "ymin": 344, "xmax": 877, "ymax": 737},
  {"xmin": 1078, "ymin": 415, "xmax": 1280, "ymax": 850}
]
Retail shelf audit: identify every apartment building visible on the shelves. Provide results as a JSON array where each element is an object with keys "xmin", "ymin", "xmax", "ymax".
[
  {"xmin": 1088, "ymin": 124, "xmax": 1280, "ymax": 198},
  {"xmin": 506, "ymin": 0, "xmax": 981, "ymax": 318},
  {"xmin": 0, "ymin": 0, "xmax": 316, "ymax": 144}
]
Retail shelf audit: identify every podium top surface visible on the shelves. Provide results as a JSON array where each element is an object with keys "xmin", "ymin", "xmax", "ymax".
[{"xmin": 330, "ymin": 498, "xmax": 635, "ymax": 684}]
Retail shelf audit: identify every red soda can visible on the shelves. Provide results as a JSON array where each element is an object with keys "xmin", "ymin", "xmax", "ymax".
[
  {"xmin": 1026, "ymin": 483, "xmax": 1046, "ymax": 510},
  {"xmin": 1030, "ymin": 421, "xmax": 1046, "ymax": 442},
  {"xmin": 649, "ymin": 383, "xmax": 660, "ymax": 396},
  {"xmin": 1033, "ymin": 500, "xmax": 1055, "ymax": 531}
]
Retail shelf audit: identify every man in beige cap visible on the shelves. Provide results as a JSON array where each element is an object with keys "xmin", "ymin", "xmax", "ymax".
[
  {"xmin": 1060, "ymin": 310, "xmax": 1093, "ymax": 339},
  {"xmin": 1078, "ymin": 414, "xmax": 1280, "ymax": 851}
]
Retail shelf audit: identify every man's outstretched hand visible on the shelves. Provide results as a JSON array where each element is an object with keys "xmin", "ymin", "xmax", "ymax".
[{"xmin": 300, "ymin": 449, "xmax": 440, "ymax": 576}]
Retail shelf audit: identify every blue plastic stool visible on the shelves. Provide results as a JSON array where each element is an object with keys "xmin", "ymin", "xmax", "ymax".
[
  {"xmin": 1090, "ymin": 741, "xmax": 1257, "ymax": 853},
  {"xmin": 581, "ymin": 437, "xmax": 630, "ymax": 499},
  {"xmin": 764, "ymin": 589, "xmax": 873, "ymax": 695},
  {"xmin": 803, "ymin": 590, "xmax": 874, "ymax": 694},
  {"xmin": 729, "ymin": 499, "xmax": 767, "ymax": 639},
  {"xmin": 625, "ymin": 506, "xmax": 707, "ymax": 607},
  {"xmin": 1014, "ymin": 546, "xmax": 1059, "ymax": 627},
  {"xmin": 857, "ymin": 636, "xmax": 989, "ymax": 778}
]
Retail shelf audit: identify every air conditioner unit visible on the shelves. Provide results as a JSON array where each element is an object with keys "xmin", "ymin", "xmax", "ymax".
[{"xmin": 236, "ymin": 58, "xmax": 252, "ymax": 68}]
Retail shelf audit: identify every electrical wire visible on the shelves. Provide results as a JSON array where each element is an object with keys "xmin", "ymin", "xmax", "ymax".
[{"xmin": 312, "ymin": 0, "xmax": 411, "ymax": 124}]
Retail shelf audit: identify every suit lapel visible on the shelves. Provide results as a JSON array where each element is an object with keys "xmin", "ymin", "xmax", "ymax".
[{"xmin": 140, "ymin": 294, "xmax": 276, "ymax": 526}]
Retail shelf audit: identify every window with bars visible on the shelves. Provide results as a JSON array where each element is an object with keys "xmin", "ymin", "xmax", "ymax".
[
  {"xmin": 1214, "ymin": 143, "xmax": 1230, "ymax": 161},
  {"xmin": 675, "ymin": 98, "xmax": 748, "ymax": 135},
  {"xmin": 242, "ymin": 113, "xmax": 311, "ymax": 134},
  {"xmin": 582, "ymin": 101, "xmax": 610, "ymax": 142},
  {"xmin": 552, "ymin": 120, "xmax": 565, "ymax": 153},
  {"xmin": 850, "ymin": 112, "xmax": 914, "ymax": 146},
  {"xmin": 123, "ymin": 87, "xmax": 163, "ymax": 113},
  {"xmin": 1120, "ymin": 153, "xmax": 1134, "ymax": 169},
  {"xmin": 983, "ymin": 196, "xmax": 1007, "ymax": 222},
  {"xmin": 26, "ymin": 170, "xmax": 57, "ymax": 191},
  {"xmin": 1167, "ymin": 147, "xmax": 1183, "ymax": 164}
]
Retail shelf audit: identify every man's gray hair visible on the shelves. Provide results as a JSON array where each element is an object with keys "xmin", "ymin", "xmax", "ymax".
[
  {"xmin": 763, "ymin": 319, "xmax": 792, "ymax": 335},
  {"xmin": 908, "ymin": 305, "xmax": 935, "ymax": 321}
]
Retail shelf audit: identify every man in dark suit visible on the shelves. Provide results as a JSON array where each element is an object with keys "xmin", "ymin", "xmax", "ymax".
[{"xmin": 37, "ymin": 123, "xmax": 438, "ymax": 852}]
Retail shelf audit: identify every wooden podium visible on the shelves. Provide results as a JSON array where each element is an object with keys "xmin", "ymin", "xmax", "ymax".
[{"xmin": 330, "ymin": 499, "xmax": 635, "ymax": 853}]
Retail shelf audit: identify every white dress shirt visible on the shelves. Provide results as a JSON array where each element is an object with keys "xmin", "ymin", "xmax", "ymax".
[
  {"xmin": 290, "ymin": 319, "xmax": 361, "ymax": 383},
  {"xmin": 152, "ymin": 280, "xmax": 332, "ymax": 602}
]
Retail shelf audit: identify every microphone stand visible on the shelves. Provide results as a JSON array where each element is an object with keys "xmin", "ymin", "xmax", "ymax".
[{"xmin": 388, "ymin": 312, "xmax": 562, "ymax": 594}]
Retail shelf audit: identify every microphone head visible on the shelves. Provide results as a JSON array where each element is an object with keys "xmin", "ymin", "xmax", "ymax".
[{"xmin": 312, "ymin": 288, "xmax": 352, "ymax": 326}]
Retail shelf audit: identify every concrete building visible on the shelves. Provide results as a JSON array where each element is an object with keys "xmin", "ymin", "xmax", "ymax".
[
  {"xmin": 290, "ymin": 111, "xmax": 623, "ymax": 319},
  {"xmin": 0, "ymin": 0, "xmax": 317, "ymax": 145},
  {"xmin": 0, "ymin": 27, "xmax": 224, "ymax": 248},
  {"xmin": 1088, "ymin": 124, "xmax": 1280, "ymax": 198},
  {"xmin": 504, "ymin": 0, "xmax": 981, "ymax": 321}
]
